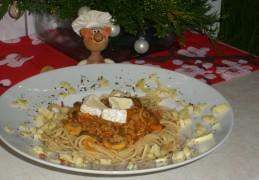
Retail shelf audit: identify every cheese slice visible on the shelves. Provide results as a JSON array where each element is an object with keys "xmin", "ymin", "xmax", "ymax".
[
  {"xmin": 102, "ymin": 109, "xmax": 127, "ymax": 123},
  {"xmin": 80, "ymin": 95, "xmax": 130, "ymax": 123},
  {"xmin": 108, "ymin": 97, "xmax": 133, "ymax": 109},
  {"xmin": 80, "ymin": 95, "xmax": 107, "ymax": 116},
  {"xmin": 82, "ymin": 95, "xmax": 107, "ymax": 109}
]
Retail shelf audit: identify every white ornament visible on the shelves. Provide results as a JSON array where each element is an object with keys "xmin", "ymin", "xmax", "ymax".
[
  {"xmin": 77, "ymin": 6, "xmax": 91, "ymax": 16},
  {"xmin": 107, "ymin": 20, "xmax": 120, "ymax": 37},
  {"xmin": 134, "ymin": 36, "xmax": 149, "ymax": 54}
]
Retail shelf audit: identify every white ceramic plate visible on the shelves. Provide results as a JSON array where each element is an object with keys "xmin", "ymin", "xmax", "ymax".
[{"xmin": 0, "ymin": 64, "xmax": 234, "ymax": 175}]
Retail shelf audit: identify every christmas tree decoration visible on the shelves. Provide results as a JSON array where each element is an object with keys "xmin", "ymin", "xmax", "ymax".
[
  {"xmin": 72, "ymin": 10, "xmax": 114, "ymax": 64},
  {"xmin": 77, "ymin": 6, "xmax": 91, "ymax": 16},
  {"xmin": 107, "ymin": 19, "xmax": 120, "ymax": 37},
  {"xmin": 134, "ymin": 36, "xmax": 149, "ymax": 54},
  {"xmin": 0, "ymin": 0, "xmax": 220, "ymax": 43},
  {"xmin": 8, "ymin": 1, "xmax": 24, "ymax": 19},
  {"xmin": 1, "ymin": 0, "xmax": 221, "ymax": 61}
]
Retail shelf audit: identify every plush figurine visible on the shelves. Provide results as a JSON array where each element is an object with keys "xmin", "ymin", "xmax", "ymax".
[{"xmin": 72, "ymin": 10, "xmax": 115, "ymax": 64}]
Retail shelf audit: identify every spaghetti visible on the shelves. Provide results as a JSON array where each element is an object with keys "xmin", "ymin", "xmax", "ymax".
[{"xmin": 38, "ymin": 90, "xmax": 180, "ymax": 165}]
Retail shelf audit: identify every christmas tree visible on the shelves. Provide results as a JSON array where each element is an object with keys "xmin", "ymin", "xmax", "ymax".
[{"xmin": 0, "ymin": 0, "xmax": 219, "ymax": 42}]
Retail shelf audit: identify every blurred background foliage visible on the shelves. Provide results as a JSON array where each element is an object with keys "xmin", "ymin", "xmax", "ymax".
[{"xmin": 218, "ymin": 0, "xmax": 259, "ymax": 56}]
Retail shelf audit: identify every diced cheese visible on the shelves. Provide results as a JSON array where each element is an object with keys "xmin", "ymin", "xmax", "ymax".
[
  {"xmin": 172, "ymin": 151, "xmax": 184, "ymax": 162},
  {"xmin": 102, "ymin": 109, "xmax": 127, "ymax": 123},
  {"xmin": 59, "ymin": 153, "xmax": 73, "ymax": 163},
  {"xmin": 18, "ymin": 124, "xmax": 30, "ymax": 132},
  {"xmin": 180, "ymin": 100, "xmax": 189, "ymax": 107},
  {"xmin": 33, "ymin": 133, "xmax": 42, "ymax": 140},
  {"xmin": 58, "ymin": 91, "xmax": 69, "ymax": 99},
  {"xmin": 108, "ymin": 97, "xmax": 133, "ymax": 109},
  {"xmin": 72, "ymin": 152, "xmax": 84, "ymax": 166},
  {"xmin": 197, "ymin": 102, "xmax": 207, "ymax": 109},
  {"xmin": 195, "ymin": 123, "xmax": 207, "ymax": 136},
  {"xmin": 211, "ymin": 103, "xmax": 229, "ymax": 115},
  {"xmin": 187, "ymin": 133, "xmax": 216, "ymax": 153},
  {"xmin": 212, "ymin": 122, "xmax": 221, "ymax": 131},
  {"xmin": 186, "ymin": 133, "xmax": 214, "ymax": 145},
  {"xmin": 148, "ymin": 73, "xmax": 160, "ymax": 86},
  {"xmin": 4, "ymin": 127, "xmax": 14, "ymax": 133},
  {"xmin": 186, "ymin": 105, "xmax": 194, "ymax": 112},
  {"xmin": 135, "ymin": 78, "xmax": 145, "ymax": 89},
  {"xmin": 60, "ymin": 81, "xmax": 76, "ymax": 95},
  {"xmin": 155, "ymin": 156, "xmax": 168, "ymax": 167},
  {"xmin": 157, "ymin": 85, "xmax": 177, "ymax": 99},
  {"xmin": 193, "ymin": 106, "xmax": 201, "ymax": 116},
  {"xmin": 35, "ymin": 115, "xmax": 45, "ymax": 127},
  {"xmin": 127, "ymin": 162, "xmax": 138, "ymax": 170},
  {"xmin": 202, "ymin": 115, "xmax": 218, "ymax": 125},
  {"xmin": 29, "ymin": 127, "xmax": 37, "ymax": 134},
  {"xmin": 10, "ymin": 99, "xmax": 28, "ymax": 108},
  {"xmin": 178, "ymin": 109, "xmax": 192, "ymax": 128},
  {"xmin": 179, "ymin": 109, "xmax": 192, "ymax": 125},
  {"xmin": 97, "ymin": 78, "xmax": 109, "ymax": 88},
  {"xmin": 32, "ymin": 145, "xmax": 44, "ymax": 155},
  {"xmin": 182, "ymin": 147, "xmax": 192, "ymax": 158},
  {"xmin": 172, "ymin": 147, "xmax": 192, "ymax": 163},
  {"xmin": 178, "ymin": 119, "xmax": 192, "ymax": 128}
]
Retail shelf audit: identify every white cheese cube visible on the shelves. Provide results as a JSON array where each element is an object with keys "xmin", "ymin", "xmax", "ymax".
[
  {"xmin": 10, "ymin": 99, "xmax": 29, "ymax": 108},
  {"xmin": 202, "ymin": 115, "xmax": 218, "ymax": 125},
  {"xmin": 18, "ymin": 124, "xmax": 30, "ymax": 132},
  {"xmin": 127, "ymin": 162, "xmax": 138, "ymax": 170},
  {"xmin": 211, "ymin": 103, "xmax": 229, "ymax": 115},
  {"xmin": 179, "ymin": 100, "xmax": 189, "ymax": 107},
  {"xmin": 60, "ymin": 81, "xmax": 76, "ymax": 94},
  {"xmin": 172, "ymin": 151, "xmax": 184, "ymax": 162},
  {"xmin": 135, "ymin": 78, "xmax": 145, "ymax": 90},
  {"xmin": 195, "ymin": 123, "xmax": 207, "ymax": 136},
  {"xmin": 35, "ymin": 115, "xmax": 45, "ymax": 127},
  {"xmin": 182, "ymin": 147, "xmax": 192, "ymax": 158},
  {"xmin": 4, "ymin": 127, "xmax": 14, "ymax": 133},
  {"xmin": 186, "ymin": 133, "xmax": 216, "ymax": 153},
  {"xmin": 197, "ymin": 102, "xmax": 207, "ymax": 109},
  {"xmin": 212, "ymin": 122, "xmax": 221, "ymax": 131},
  {"xmin": 59, "ymin": 153, "xmax": 74, "ymax": 163},
  {"xmin": 193, "ymin": 106, "xmax": 201, "ymax": 116},
  {"xmin": 32, "ymin": 145, "xmax": 44, "ymax": 155},
  {"xmin": 97, "ymin": 78, "xmax": 109, "ymax": 88}
]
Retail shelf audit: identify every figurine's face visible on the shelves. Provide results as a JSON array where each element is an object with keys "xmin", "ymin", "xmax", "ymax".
[{"xmin": 80, "ymin": 27, "xmax": 111, "ymax": 52}]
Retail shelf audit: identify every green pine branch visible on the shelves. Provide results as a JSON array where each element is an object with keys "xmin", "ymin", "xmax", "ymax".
[{"xmin": 0, "ymin": 0, "xmax": 220, "ymax": 42}]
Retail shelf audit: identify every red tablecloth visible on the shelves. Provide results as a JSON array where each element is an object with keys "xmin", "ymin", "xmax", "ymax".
[{"xmin": 1, "ymin": 31, "xmax": 259, "ymax": 95}]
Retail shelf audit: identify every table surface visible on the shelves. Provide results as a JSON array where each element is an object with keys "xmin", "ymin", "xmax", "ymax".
[{"xmin": 1, "ymin": 32, "xmax": 259, "ymax": 180}]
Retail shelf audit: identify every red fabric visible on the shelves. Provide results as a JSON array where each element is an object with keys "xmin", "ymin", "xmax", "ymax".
[{"xmin": 1, "ymin": 31, "xmax": 258, "ymax": 95}]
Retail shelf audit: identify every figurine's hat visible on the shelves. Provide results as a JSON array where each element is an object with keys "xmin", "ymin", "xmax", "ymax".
[{"xmin": 72, "ymin": 10, "xmax": 112, "ymax": 36}]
